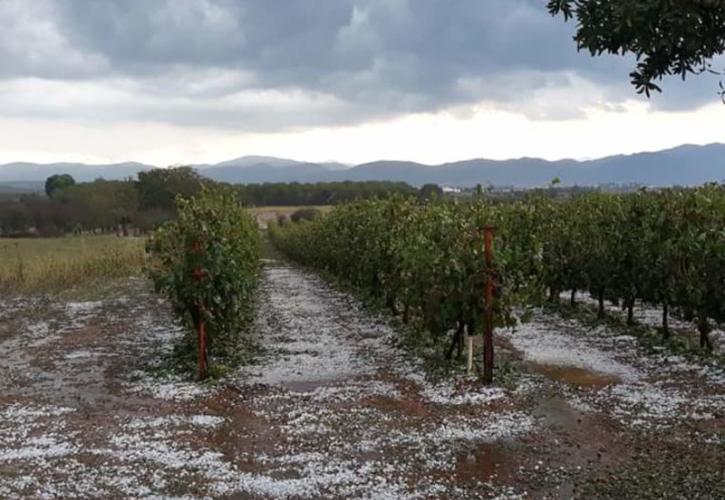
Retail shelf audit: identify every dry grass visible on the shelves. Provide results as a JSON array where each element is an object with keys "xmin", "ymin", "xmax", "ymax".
[
  {"xmin": 249, "ymin": 205, "xmax": 333, "ymax": 227},
  {"xmin": 0, "ymin": 236, "xmax": 146, "ymax": 295}
]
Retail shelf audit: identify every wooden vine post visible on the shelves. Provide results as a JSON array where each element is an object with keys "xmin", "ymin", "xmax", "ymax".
[
  {"xmin": 483, "ymin": 225, "xmax": 495, "ymax": 384},
  {"xmin": 191, "ymin": 239, "xmax": 208, "ymax": 380}
]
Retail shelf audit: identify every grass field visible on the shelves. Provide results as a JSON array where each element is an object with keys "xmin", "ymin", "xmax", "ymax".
[
  {"xmin": 0, "ymin": 235, "xmax": 146, "ymax": 295},
  {"xmin": 248, "ymin": 205, "xmax": 333, "ymax": 227}
]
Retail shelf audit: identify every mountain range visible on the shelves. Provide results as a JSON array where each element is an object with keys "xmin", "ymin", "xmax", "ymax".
[{"xmin": 1, "ymin": 143, "xmax": 724, "ymax": 188}]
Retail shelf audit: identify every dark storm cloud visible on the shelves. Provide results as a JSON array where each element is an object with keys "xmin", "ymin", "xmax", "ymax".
[{"xmin": 0, "ymin": 0, "xmax": 720, "ymax": 130}]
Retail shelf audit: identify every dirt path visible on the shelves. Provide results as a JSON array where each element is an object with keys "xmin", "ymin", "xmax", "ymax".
[{"xmin": 0, "ymin": 260, "xmax": 724, "ymax": 498}]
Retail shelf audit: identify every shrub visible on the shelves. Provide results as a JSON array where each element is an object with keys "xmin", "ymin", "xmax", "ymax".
[
  {"xmin": 146, "ymin": 187, "xmax": 261, "ymax": 378},
  {"xmin": 290, "ymin": 207, "xmax": 321, "ymax": 223}
]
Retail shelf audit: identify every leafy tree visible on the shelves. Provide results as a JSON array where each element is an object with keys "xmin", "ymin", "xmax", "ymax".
[
  {"xmin": 548, "ymin": 0, "xmax": 725, "ymax": 96},
  {"xmin": 44, "ymin": 174, "xmax": 76, "ymax": 199},
  {"xmin": 418, "ymin": 183, "xmax": 443, "ymax": 201},
  {"xmin": 58, "ymin": 179, "xmax": 139, "ymax": 233},
  {"xmin": 236, "ymin": 181, "xmax": 416, "ymax": 206},
  {"xmin": 0, "ymin": 202, "xmax": 30, "ymax": 235},
  {"xmin": 137, "ymin": 167, "xmax": 205, "ymax": 214}
]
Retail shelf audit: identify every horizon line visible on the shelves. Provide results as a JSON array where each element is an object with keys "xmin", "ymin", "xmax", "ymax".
[{"xmin": 0, "ymin": 141, "xmax": 721, "ymax": 169}]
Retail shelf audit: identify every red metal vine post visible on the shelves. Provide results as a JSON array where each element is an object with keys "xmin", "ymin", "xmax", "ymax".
[
  {"xmin": 483, "ymin": 225, "xmax": 495, "ymax": 384},
  {"xmin": 191, "ymin": 240, "xmax": 208, "ymax": 380}
]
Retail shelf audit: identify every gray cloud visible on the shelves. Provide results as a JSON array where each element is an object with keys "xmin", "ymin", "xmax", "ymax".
[{"xmin": 0, "ymin": 0, "xmax": 721, "ymax": 131}]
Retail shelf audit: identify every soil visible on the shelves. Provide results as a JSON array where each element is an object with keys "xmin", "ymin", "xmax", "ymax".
[{"xmin": 0, "ymin": 261, "xmax": 723, "ymax": 498}]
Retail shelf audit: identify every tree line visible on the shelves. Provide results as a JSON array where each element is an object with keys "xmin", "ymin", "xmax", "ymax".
[
  {"xmin": 237, "ymin": 180, "xmax": 417, "ymax": 206},
  {"xmin": 0, "ymin": 167, "xmax": 420, "ymax": 237}
]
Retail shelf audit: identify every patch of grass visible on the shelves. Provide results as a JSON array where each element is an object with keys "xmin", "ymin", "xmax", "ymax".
[{"xmin": 0, "ymin": 236, "xmax": 146, "ymax": 295}]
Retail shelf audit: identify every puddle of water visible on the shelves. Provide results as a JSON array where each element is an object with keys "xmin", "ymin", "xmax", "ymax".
[
  {"xmin": 454, "ymin": 442, "xmax": 515, "ymax": 483},
  {"xmin": 532, "ymin": 397, "xmax": 627, "ymax": 499},
  {"xmin": 534, "ymin": 397, "xmax": 588, "ymax": 430},
  {"xmin": 279, "ymin": 379, "xmax": 333, "ymax": 393},
  {"xmin": 365, "ymin": 395, "xmax": 430, "ymax": 417},
  {"xmin": 530, "ymin": 363, "xmax": 619, "ymax": 389}
]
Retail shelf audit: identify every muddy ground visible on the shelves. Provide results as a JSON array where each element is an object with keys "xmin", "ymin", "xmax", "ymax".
[{"xmin": 0, "ymin": 260, "xmax": 724, "ymax": 499}]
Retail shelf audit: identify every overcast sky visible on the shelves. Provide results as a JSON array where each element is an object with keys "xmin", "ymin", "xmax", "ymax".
[{"xmin": 1, "ymin": 0, "xmax": 724, "ymax": 166}]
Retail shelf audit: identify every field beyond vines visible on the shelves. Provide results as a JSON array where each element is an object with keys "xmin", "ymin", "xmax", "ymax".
[{"xmin": 0, "ymin": 236, "xmax": 145, "ymax": 295}]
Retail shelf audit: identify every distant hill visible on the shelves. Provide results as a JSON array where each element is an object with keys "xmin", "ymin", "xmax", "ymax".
[
  {"xmin": 1, "ymin": 144, "xmax": 724, "ymax": 187},
  {"xmin": 580, "ymin": 144, "xmax": 725, "ymax": 186},
  {"xmin": 0, "ymin": 181, "xmax": 44, "ymax": 194},
  {"xmin": 0, "ymin": 156, "xmax": 349, "ymax": 185},
  {"xmin": 318, "ymin": 144, "xmax": 725, "ymax": 187},
  {"xmin": 202, "ymin": 163, "xmax": 324, "ymax": 184},
  {"xmin": 0, "ymin": 162, "xmax": 153, "ymax": 183}
]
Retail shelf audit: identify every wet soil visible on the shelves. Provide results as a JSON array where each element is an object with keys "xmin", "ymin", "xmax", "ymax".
[{"xmin": 529, "ymin": 364, "xmax": 619, "ymax": 389}]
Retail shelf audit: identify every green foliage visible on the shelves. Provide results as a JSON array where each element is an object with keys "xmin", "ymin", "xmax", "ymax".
[
  {"xmin": 146, "ymin": 187, "xmax": 261, "ymax": 375},
  {"xmin": 418, "ymin": 183, "xmax": 443, "ymax": 201},
  {"xmin": 2, "ymin": 167, "xmax": 213, "ymax": 236},
  {"xmin": 272, "ymin": 185, "xmax": 725, "ymax": 354},
  {"xmin": 56, "ymin": 179, "xmax": 139, "ymax": 233},
  {"xmin": 290, "ymin": 207, "xmax": 321, "ymax": 223},
  {"xmin": 44, "ymin": 174, "xmax": 75, "ymax": 199},
  {"xmin": 269, "ymin": 197, "xmax": 521, "ymax": 361},
  {"xmin": 510, "ymin": 185, "xmax": 725, "ymax": 351},
  {"xmin": 1, "ymin": 174, "xmax": 416, "ymax": 237},
  {"xmin": 548, "ymin": 0, "xmax": 725, "ymax": 96},
  {"xmin": 137, "ymin": 166, "xmax": 206, "ymax": 213}
]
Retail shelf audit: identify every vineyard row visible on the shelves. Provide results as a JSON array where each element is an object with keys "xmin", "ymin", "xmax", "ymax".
[{"xmin": 269, "ymin": 185, "xmax": 725, "ymax": 358}]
